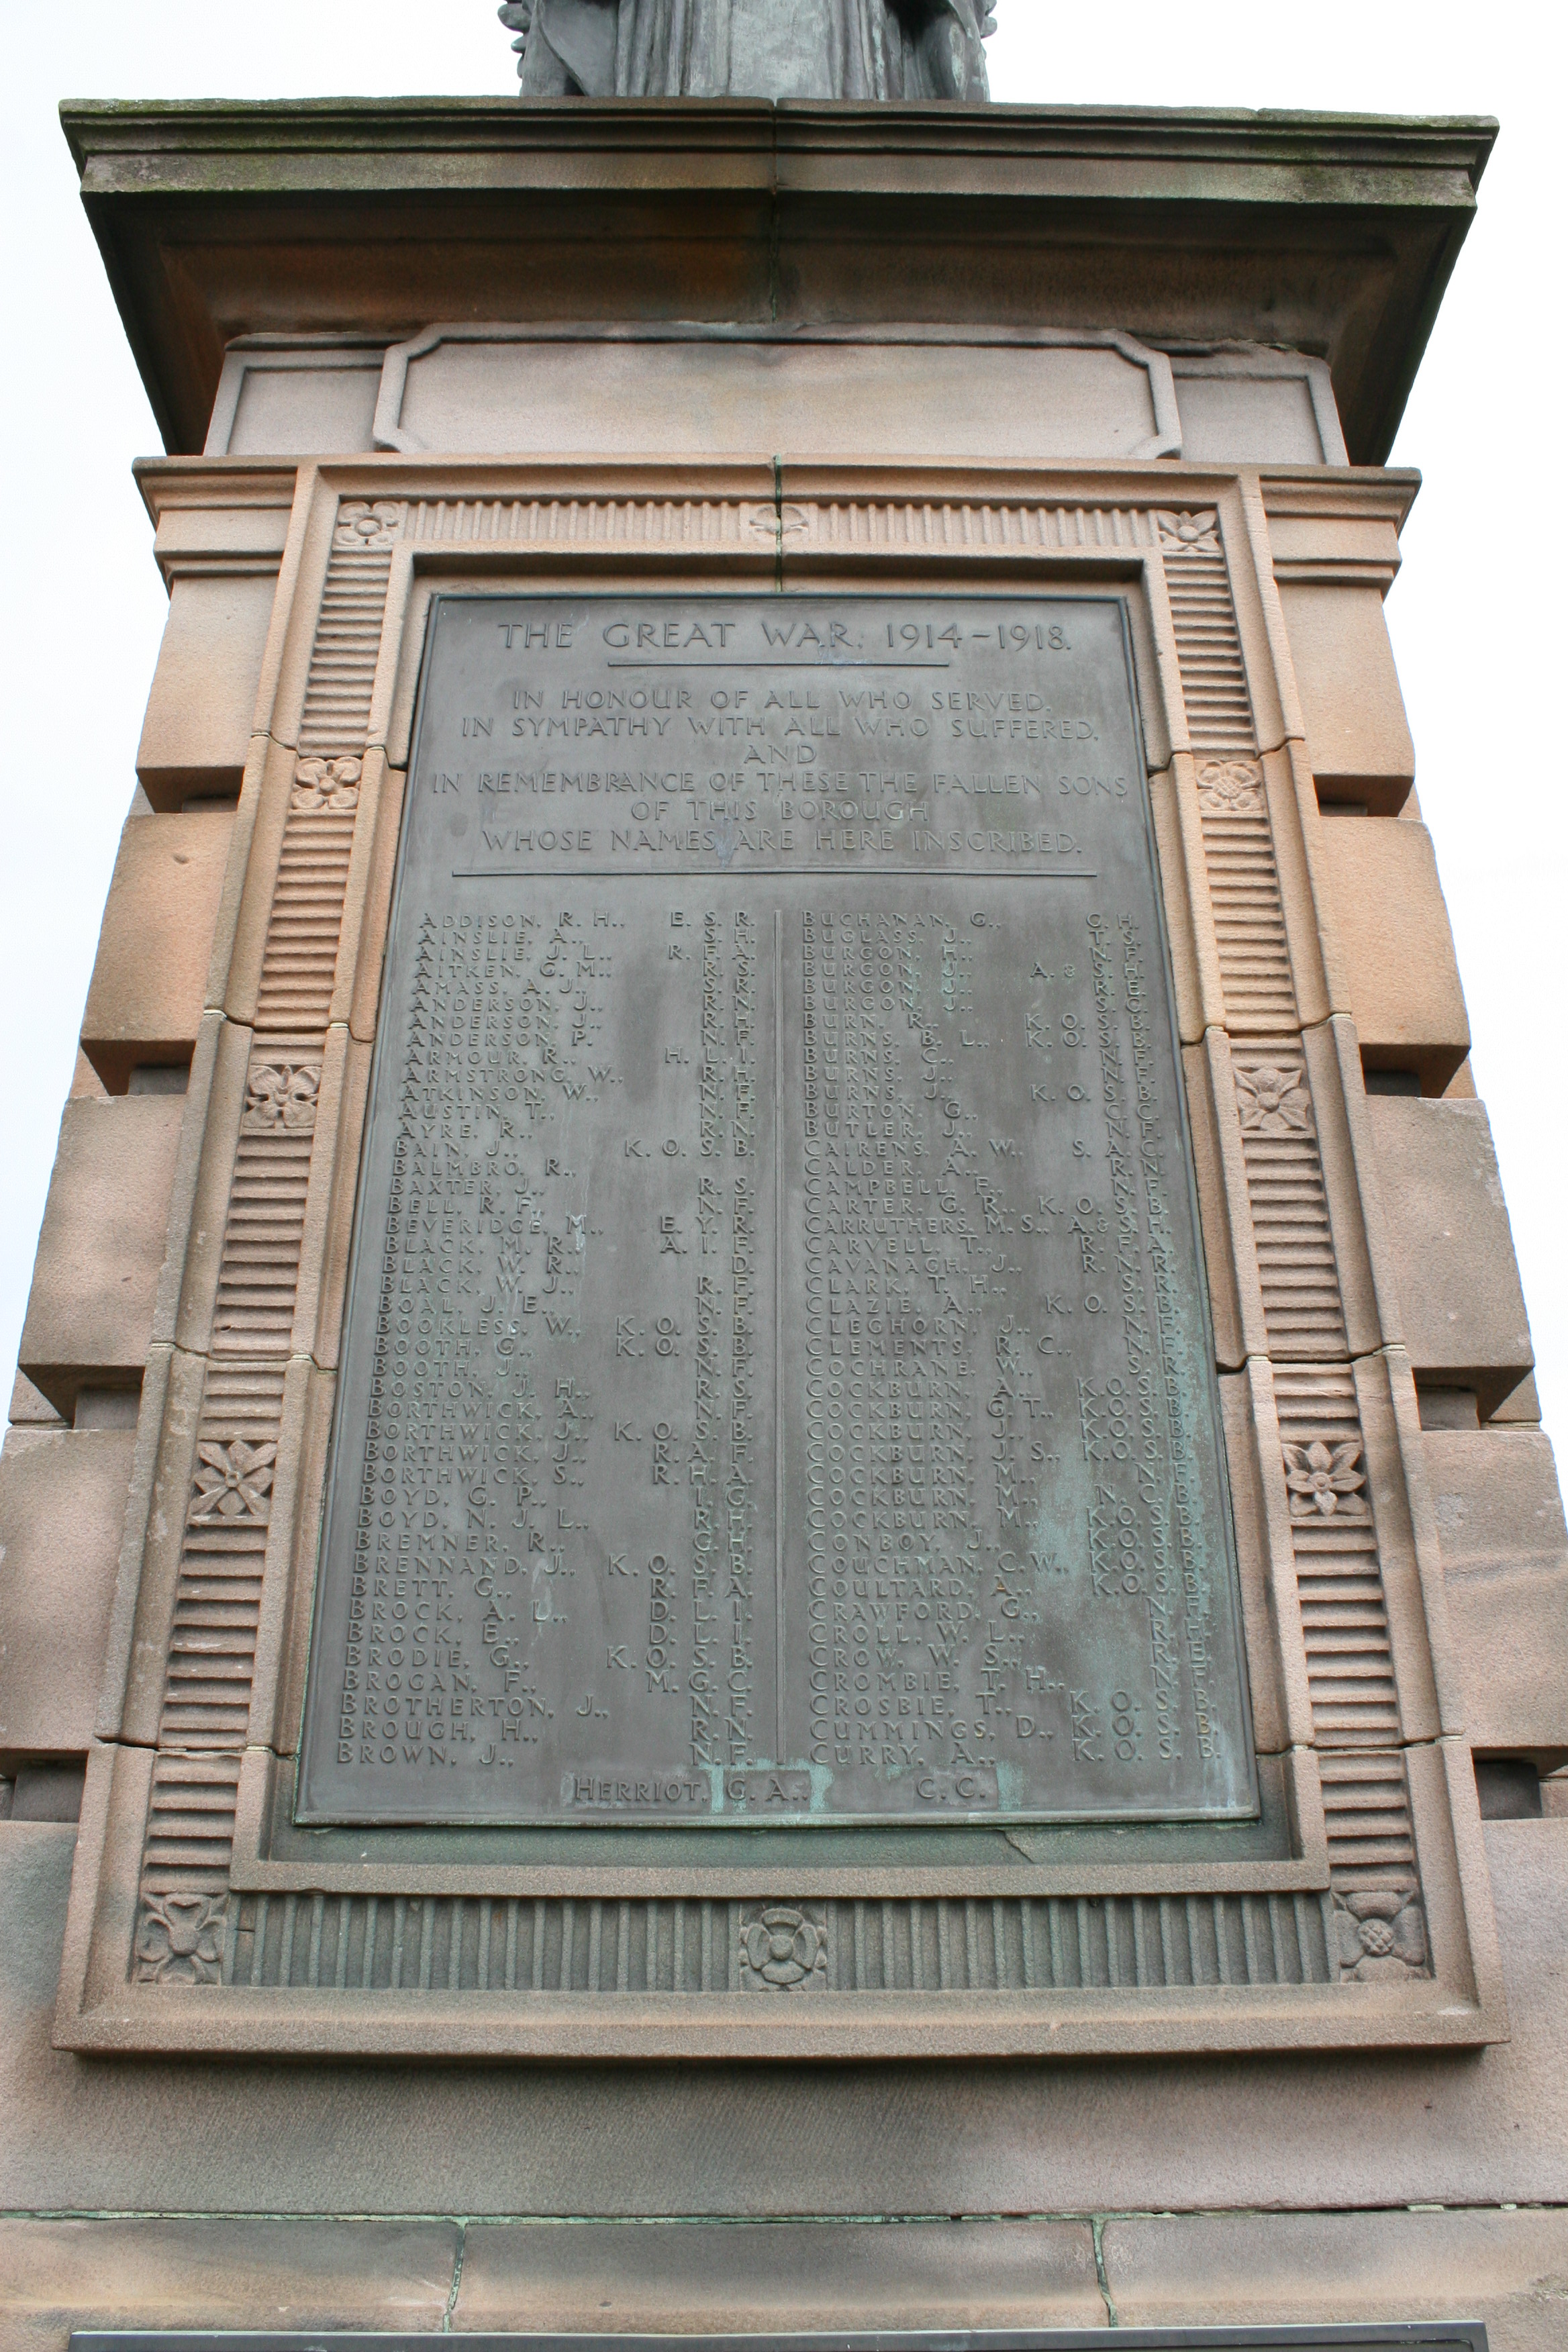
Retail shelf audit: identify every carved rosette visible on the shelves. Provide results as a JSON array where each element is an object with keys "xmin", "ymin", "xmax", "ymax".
[
  {"xmin": 243, "ymin": 1062, "xmax": 322, "ymax": 1136},
  {"xmin": 1154, "ymin": 507, "xmax": 1222, "ymax": 554},
  {"xmin": 292, "ymin": 754, "xmax": 362, "ymax": 813},
  {"xmin": 187, "ymin": 1438, "xmax": 278, "ymax": 1528},
  {"xmin": 1234, "ymin": 1061, "xmax": 1315, "ymax": 1136},
  {"xmin": 740, "ymin": 1905, "xmax": 831, "ymax": 1992},
  {"xmin": 1197, "ymin": 757, "xmax": 1266, "ymax": 815},
  {"xmin": 334, "ymin": 498, "xmax": 403, "ymax": 552},
  {"xmin": 1333, "ymin": 1888, "xmax": 1428, "ymax": 1981},
  {"xmin": 134, "ymin": 1892, "xmax": 229, "ymax": 1985},
  {"xmin": 1284, "ymin": 1438, "xmax": 1369, "ymax": 1523}
]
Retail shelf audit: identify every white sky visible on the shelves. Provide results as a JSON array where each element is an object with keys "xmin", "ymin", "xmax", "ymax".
[{"xmin": 2, "ymin": 3, "xmax": 1563, "ymax": 1445}]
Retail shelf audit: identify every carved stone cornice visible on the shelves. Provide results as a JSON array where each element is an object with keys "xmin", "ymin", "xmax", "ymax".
[{"xmin": 65, "ymin": 101, "xmax": 1494, "ymax": 465}]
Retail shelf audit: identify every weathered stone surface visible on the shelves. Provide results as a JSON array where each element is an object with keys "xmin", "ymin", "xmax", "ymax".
[
  {"xmin": 1278, "ymin": 581, "xmax": 1415, "ymax": 810},
  {"xmin": 16, "ymin": 1098, "xmax": 184, "ymax": 1419},
  {"xmin": 299, "ymin": 591, "xmax": 1253, "ymax": 1832},
  {"xmin": 68, "ymin": 1050, "xmax": 107, "ymax": 1104},
  {"xmin": 381, "ymin": 330, "xmax": 1179, "ymax": 467},
  {"xmin": 1316, "ymin": 817, "xmax": 1469, "ymax": 1089},
  {"xmin": 5, "ymin": 1761, "xmax": 85, "ymax": 1824},
  {"xmin": 1368, "ymin": 1096, "xmax": 1533, "ymax": 1419},
  {"xmin": 6, "ymin": 1379, "xmax": 60, "ymax": 1431},
  {"xmin": 1, "ymin": 1821, "xmax": 1564, "ymax": 2215},
  {"xmin": 212, "ymin": 353, "xmax": 383, "ymax": 458},
  {"xmin": 0, "ymin": 2216, "xmax": 458, "ymax": 2345},
  {"xmin": 0, "ymin": 1432, "xmax": 134, "ymax": 1767},
  {"xmin": 1494, "ymin": 1371, "xmax": 1543, "ymax": 1427},
  {"xmin": 136, "ymin": 572, "xmax": 277, "ymax": 810},
  {"xmin": 60, "ymin": 105, "xmax": 1493, "ymax": 466},
  {"xmin": 1103, "ymin": 2206, "xmax": 1568, "ymax": 2349},
  {"xmin": 1174, "ymin": 358, "xmax": 1344, "ymax": 464},
  {"xmin": 456, "ymin": 2218, "xmax": 1105, "ymax": 2331},
  {"xmin": 79, "ymin": 814, "xmax": 233, "ymax": 1095},
  {"xmin": 1427, "ymin": 1428, "xmax": 1568, "ymax": 1762}
]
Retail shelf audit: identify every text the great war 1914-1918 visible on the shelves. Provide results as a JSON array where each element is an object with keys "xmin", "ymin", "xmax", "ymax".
[{"xmin": 296, "ymin": 595, "xmax": 1257, "ymax": 1828}]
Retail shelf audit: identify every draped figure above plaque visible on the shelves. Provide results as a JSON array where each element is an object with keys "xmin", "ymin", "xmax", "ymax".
[
  {"xmin": 498, "ymin": 0, "xmax": 997, "ymax": 102},
  {"xmin": 297, "ymin": 595, "xmax": 1256, "ymax": 1828}
]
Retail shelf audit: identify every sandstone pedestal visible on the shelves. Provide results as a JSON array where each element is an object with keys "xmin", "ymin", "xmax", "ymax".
[{"xmin": 0, "ymin": 91, "xmax": 1555, "ymax": 2352}]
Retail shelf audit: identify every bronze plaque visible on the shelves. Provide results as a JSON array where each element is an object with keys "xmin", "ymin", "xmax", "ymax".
[{"xmin": 297, "ymin": 595, "xmax": 1256, "ymax": 1826}]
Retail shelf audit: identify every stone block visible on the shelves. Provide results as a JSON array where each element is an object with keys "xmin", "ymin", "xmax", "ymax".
[
  {"xmin": 455, "ymin": 2218, "xmax": 1105, "ymax": 2333},
  {"xmin": 1277, "ymin": 579, "xmax": 1416, "ymax": 810},
  {"xmin": 1493, "ymin": 1371, "xmax": 1542, "ymax": 1427},
  {"xmin": 7, "ymin": 1379, "xmax": 60, "ymax": 1430},
  {"xmin": 1316, "ymin": 816, "xmax": 1469, "ymax": 1091},
  {"xmin": 210, "ymin": 352, "xmax": 383, "ymax": 457},
  {"xmin": 16, "ymin": 1099, "xmax": 184, "ymax": 1419},
  {"xmin": 152, "ymin": 505, "xmax": 293, "ymax": 565},
  {"xmin": 135, "ymin": 570, "xmax": 278, "ymax": 810},
  {"xmin": 0, "ymin": 1814, "xmax": 1563, "ymax": 2222},
  {"xmin": 0, "ymin": 1432, "xmax": 134, "ymax": 1769},
  {"xmin": 1102, "ymin": 2206, "xmax": 1568, "ymax": 2350},
  {"xmin": 0, "ymin": 2216, "xmax": 458, "ymax": 2344},
  {"xmin": 1427, "ymin": 1428, "xmax": 1568, "ymax": 1763},
  {"xmin": 1175, "ymin": 368, "xmax": 1329, "ymax": 462},
  {"xmin": 1367, "ymin": 1097, "xmax": 1533, "ymax": 1418},
  {"xmin": 79, "ymin": 813, "xmax": 233, "ymax": 1095},
  {"xmin": 68, "ymin": 1050, "xmax": 107, "ymax": 1103}
]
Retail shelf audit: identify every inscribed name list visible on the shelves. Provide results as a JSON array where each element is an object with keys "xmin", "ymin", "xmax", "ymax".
[{"xmin": 297, "ymin": 595, "xmax": 1257, "ymax": 1826}]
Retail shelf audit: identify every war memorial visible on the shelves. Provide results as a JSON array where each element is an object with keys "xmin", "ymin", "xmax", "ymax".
[{"xmin": 0, "ymin": 1, "xmax": 1562, "ymax": 2342}]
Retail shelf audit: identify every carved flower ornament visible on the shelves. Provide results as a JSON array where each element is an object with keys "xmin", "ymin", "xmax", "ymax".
[
  {"xmin": 292, "ymin": 756, "xmax": 362, "ymax": 814},
  {"xmin": 1333, "ymin": 1888, "xmax": 1428, "ymax": 1981},
  {"xmin": 336, "ymin": 498, "xmax": 402, "ymax": 550},
  {"xmin": 1157, "ymin": 509, "xmax": 1220, "ymax": 551},
  {"xmin": 742, "ymin": 1906, "xmax": 829, "ymax": 1991},
  {"xmin": 135, "ymin": 1892, "xmax": 228, "ymax": 1986},
  {"xmin": 1197, "ymin": 759, "xmax": 1265, "ymax": 814},
  {"xmin": 189, "ymin": 1439, "xmax": 278, "ymax": 1526},
  {"xmin": 1234, "ymin": 1063, "xmax": 1314, "ymax": 1136},
  {"xmin": 1283, "ymin": 1439, "xmax": 1368, "ymax": 1521},
  {"xmin": 746, "ymin": 505, "xmax": 810, "ymax": 544},
  {"xmin": 244, "ymin": 1063, "xmax": 321, "ymax": 1134}
]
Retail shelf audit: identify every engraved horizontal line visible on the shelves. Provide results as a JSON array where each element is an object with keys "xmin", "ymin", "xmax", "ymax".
[
  {"xmin": 605, "ymin": 659, "xmax": 953, "ymax": 671},
  {"xmin": 448, "ymin": 867, "xmax": 1103, "ymax": 882}
]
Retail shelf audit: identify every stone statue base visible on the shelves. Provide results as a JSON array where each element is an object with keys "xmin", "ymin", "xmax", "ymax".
[{"xmin": 11, "ymin": 83, "xmax": 1549, "ymax": 2351}]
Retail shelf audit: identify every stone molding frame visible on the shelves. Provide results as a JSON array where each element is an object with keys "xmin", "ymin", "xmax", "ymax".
[
  {"xmin": 1167, "ymin": 347, "xmax": 1351, "ymax": 467},
  {"xmin": 203, "ymin": 342, "xmax": 389, "ymax": 460},
  {"xmin": 54, "ymin": 454, "xmax": 1504, "ymax": 2059},
  {"xmin": 369, "ymin": 324, "xmax": 1184, "ymax": 460}
]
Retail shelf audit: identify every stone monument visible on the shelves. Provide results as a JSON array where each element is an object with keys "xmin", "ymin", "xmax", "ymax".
[{"xmin": 0, "ymin": 13, "xmax": 1562, "ymax": 2344}]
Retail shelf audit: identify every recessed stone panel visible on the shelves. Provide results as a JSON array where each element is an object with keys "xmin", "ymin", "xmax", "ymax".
[{"xmin": 381, "ymin": 328, "xmax": 1179, "ymax": 462}]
